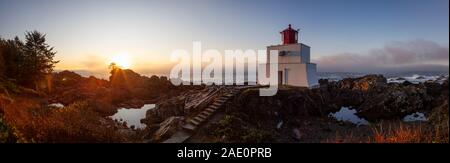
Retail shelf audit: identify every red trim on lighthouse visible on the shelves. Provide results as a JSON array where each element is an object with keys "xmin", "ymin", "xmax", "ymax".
[{"xmin": 280, "ymin": 24, "xmax": 299, "ymax": 45}]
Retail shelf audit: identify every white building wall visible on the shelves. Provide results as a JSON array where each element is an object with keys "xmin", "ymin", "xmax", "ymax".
[
  {"xmin": 267, "ymin": 43, "xmax": 311, "ymax": 64},
  {"xmin": 263, "ymin": 43, "xmax": 317, "ymax": 87},
  {"xmin": 306, "ymin": 63, "xmax": 318, "ymax": 86},
  {"xmin": 278, "ymin": 63, "xmax": 317, "ymax": 87},
  {"xmin": 300, "ymin": 44, "xmax": 310, "ymax": 63},
  {"xmin": 279, "ymin": 55, "xmax": 301, "ymax": 64}
]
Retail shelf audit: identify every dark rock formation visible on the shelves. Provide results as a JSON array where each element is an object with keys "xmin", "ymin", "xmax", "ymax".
[
  {"xmin": 48, "ymin": 69, "xmax": 202, "ymax": 116},
  {"xmin": 319, "ymin": 74, "xmax": 447, "ymax": 121},
  {"xmin": 142, "ymin": 96, "xmax": 185, "ymax": 125},
  {"xmin": 109, "ymin": 68, "xmax": 203, "ymax": 103},
  {"xmin": 229, "ymin": 74, "xmax": 448, "ymax": 123},
  {"xmin": 356, "ymin": 83, "xmax": 431, "ymax": 120},
  {"xmin": 208, "ymin": 74, "xmax": 448, "ymax": 143}
]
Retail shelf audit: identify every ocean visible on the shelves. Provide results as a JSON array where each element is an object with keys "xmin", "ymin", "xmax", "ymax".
[
  {"xmin": 62, "ymin": 69, "xmax": 449, "ymax": 84},
  {"xmin": 317, "ymin": 71, "xmax": 449, "ymax": 84}
]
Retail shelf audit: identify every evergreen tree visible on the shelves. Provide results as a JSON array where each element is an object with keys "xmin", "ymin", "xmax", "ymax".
[
  {"xmin": 0, "ymin": 31, "xmax": 58, "ymax": 89},
  {"xmin": 21, "ymin": 31, "xmax": 59, "ymax": 88}
]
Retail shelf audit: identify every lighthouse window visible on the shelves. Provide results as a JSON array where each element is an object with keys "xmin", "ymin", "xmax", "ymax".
[{"xmin": 284, "ymin": 69, "xmax": 289, "ymax": 84}]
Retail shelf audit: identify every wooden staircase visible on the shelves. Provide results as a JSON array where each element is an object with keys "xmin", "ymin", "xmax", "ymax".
[
  {"xmin": 162, "ymin": 88, "xmax": 240, "ymax": 143},
  {"xmin": 182, "ymin": 91, "xmax": 236, "ymax": 131}
]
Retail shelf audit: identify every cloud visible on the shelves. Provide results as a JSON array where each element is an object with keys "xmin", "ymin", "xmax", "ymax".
[
  {"xmin": 80, "ymin": 54, "xmax": 108, "ymax": 70},
  {"xmin": 313, "ymin": 39, "xmax": 449, "ymax": 72}
]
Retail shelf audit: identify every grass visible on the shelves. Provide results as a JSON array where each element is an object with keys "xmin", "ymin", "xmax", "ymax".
[
  {"xmin": 325, "ymin": 120, "xmax": 448, "ymax": 143},
  {"xmin": 2, "ymin": 97, "xmax": 127, "ymax": 143},
  {"xmin": 368, "ymin": 121, "xmax": 447, "ymax": 143},
  {"xmin": 370, "ymin": 122, "xmax": 432, "ymax": 143}
]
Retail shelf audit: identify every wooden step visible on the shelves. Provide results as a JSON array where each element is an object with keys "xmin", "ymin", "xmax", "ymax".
[
  {"xmin": 209, "ymin": 105, "xmax": 219, "ymax": 110},
  {"xmin": 224, "ymin": 94, "xmax": 233, "ymax": 97},
  {"xmin": 211, "ymin": 102, "xmax": 222, "ymax": 107},
  {"xmin": 189, "ymin": 119, "xmax": 201, "ymax": 126},
  {"xmin": 194, "ymin": 116, "xmax": 205, "ymax": 122},
  {"xmin": 198, "ymin": 114, "xmax": 208, "ymax": 119},
  {"xmin": 216, "ymin": 99, "xmax": 227, "ymax": 103},
  {"xmin": 201, "ymin": 111, "xmax": 211, "ymax": 116},
  {"xmin": 205, "ymin": 108, "xmax": 215, "ymax": 113},
  {"xmin": 182, "ymin": 123, "xmax": 196, "ymax": 131}
]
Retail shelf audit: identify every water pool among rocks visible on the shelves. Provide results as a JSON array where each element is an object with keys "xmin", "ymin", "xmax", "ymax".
[{"xmin": 110, "ymin": 104, "xmax": 155, "ymax": 129}]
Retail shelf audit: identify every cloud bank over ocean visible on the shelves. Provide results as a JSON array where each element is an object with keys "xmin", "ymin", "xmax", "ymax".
[{"xmin": 314, "ymin": 39, "xmax": 449, "ymax": 72}]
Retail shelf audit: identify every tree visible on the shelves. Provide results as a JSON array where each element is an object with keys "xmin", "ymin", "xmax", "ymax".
[
  {"xmin": 0, "ymin": 38, "xmax": 5, "ymax": 77},
  {"xmin": 21, "ymin": 31, "xmax": 59, "ymax": 88},
  {"xmin": 0, "ymin": 31, "xmax": 58, "ymax": 89},
  {"xmin": 109, "ymin": 62, "xmax": 119, "ymax": 72},
  {"xmin": 0, "ymin": 37, "xmax": 25, "ymax": 81}
]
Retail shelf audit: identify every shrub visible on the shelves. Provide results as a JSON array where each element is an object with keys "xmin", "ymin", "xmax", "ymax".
[
  {"xmin": 2, "ymin": 99, "xmax": 126, "ymax": 143},
  {"xmin": 0, "ymin": 114, "xmax": 17, "ymax": 143},
  {"xmin": 369, "ymin": 121, "xmax": 448, "ymax": 143},
  {"xmin": 212, "ymin": 115, "xmax": 274, "ymax": 143}
]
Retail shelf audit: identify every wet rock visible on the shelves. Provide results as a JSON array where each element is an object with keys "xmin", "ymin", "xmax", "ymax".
[{"xmin": 402, "ymin": 80, "xmax": 413, "ymax": 86}]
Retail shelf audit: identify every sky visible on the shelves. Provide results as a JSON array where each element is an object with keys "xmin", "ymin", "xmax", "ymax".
[{"xmin": 0, "ymin": 0, "xmax": 448, "ymax": 76}]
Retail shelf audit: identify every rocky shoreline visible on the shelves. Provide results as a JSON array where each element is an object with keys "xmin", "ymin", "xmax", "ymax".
[
  {"xmin": 1, "ymin": 69, "xmax": 447, "ymax": 143},
  {"xmin": 142, "ymin": 74, "xmax": 448, "ymax": 143},
  {"xmin": 212, "ymin": 75, "xmax": 449, "ymax": 142}
]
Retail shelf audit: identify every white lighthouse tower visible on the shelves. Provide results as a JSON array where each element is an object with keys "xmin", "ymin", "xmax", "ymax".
[{"xmin": 266, "ymin": 24, "xmax": 318, "ymax": 87}]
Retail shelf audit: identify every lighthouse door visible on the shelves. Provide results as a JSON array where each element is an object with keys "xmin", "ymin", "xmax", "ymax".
[{"xmin": 278, "ymin": 71, "xmax": 283, "ymax": 85}]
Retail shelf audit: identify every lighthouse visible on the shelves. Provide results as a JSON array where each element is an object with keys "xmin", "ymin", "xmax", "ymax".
[{"xmin": 266, "ymin": 24, "xmax": 318, "ymax": 87}]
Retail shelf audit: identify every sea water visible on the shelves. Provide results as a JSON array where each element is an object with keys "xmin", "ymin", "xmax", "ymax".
[
  {"xmin": 110, "ymin": 104, "xmax": 156, "ymax": 129},
  {"xmin": 329, "ymin": 107, "xmax": 369, "ymax": 126}
]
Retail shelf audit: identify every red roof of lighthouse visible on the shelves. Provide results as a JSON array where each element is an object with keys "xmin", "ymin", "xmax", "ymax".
[
  {"xmin": 280, "ymin": 24, "xmax": 299, "ymax": 45},
  {"xmin": 281, "ymin": 24, "xmax": 298, "ymax": 33}
]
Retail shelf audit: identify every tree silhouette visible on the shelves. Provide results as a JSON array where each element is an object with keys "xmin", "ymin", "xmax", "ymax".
[
  {"xmin": 0, "ymin": 37, "xmax": 25, "ymax": 82},
  {"xmin": 0, "ymin": 31, "xmax": 58, "ymax": 89},
  {"xmin": 109, "ymin": 62, "xmax": 118, "ymax": 71},
  {"xmin": 23, "ymin": 31, "xmax": 58, "ymax": 87}
]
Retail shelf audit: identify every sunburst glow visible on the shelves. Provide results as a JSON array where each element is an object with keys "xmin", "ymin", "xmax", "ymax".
[{"xmin": 110, "ymin": 53, "xmax": 132, "ymax": 69}]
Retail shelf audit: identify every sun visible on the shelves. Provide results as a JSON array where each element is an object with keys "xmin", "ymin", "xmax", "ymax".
[{"xmin": 110, "ymin": 53, "xmax": 132, "ymax": 69}]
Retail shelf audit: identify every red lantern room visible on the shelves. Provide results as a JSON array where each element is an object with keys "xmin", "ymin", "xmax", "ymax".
[{"xmin": 280, "ymin": 24, "xmax": 299, "ymax": 45}]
